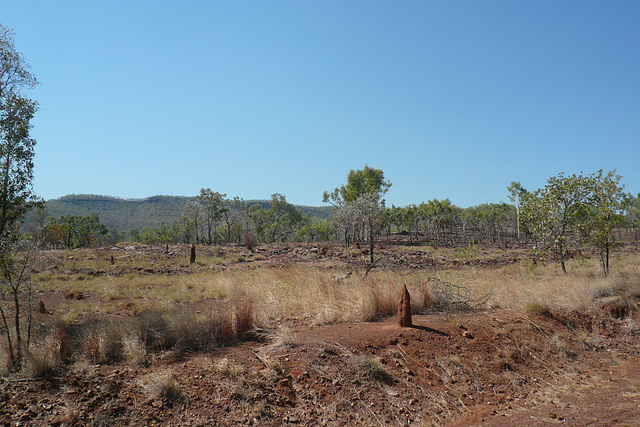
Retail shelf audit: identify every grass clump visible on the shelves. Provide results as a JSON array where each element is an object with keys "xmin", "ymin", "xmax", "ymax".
[
  {"xmin": 354, "ymin": 354, "xmax": 392, "ymax": 382},
  {"xmin": 82, "ymin": 324, "xmax": 126, "ymax": 364},
  {"xmin": 141, "ymin": 370, "xmax": 185, "ymax": 402},
  {"xmin": 524, "ymin": 300, "xmax": 550, "ymax": 315},
  {"xmin": 213, "ymin": 357, "xmax": 246, "ymax": 378},
  {"xmin": 122, "ymin": 333, "xmax": 147, "ymax": 366},
  {"xmin": 23, "ymin": 321, "xmax": 72, "ymax": 378}
]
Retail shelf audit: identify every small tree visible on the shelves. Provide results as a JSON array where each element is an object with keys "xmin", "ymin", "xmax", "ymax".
[
  {"xmin": 323, "ymin": 164, "xmax": 391, "ymax": 206},
  {"xmin": 0, "ymin": 240, "xmax": 34, "ymax": 369},
  {"xmin": 181, "ymin": 201, "xmax": 203, "ymax": 243},
  {"xmin": 351, "ymin": 193, "xmax": 386, "ymax": 264},
  {"xmin": 197, "ymin": 188, "xmax": 227, "ymax": 244},
  {"xmin": 264, "ymin": 194, "xmax": 308, "ymax": 242},
  {"xmin": 0, "ymin": 25, "xmax": 40, "ymax": 370},
  {"xmin": 521, "ymin": 172, "xmax": 593, "ymax": 274},
  {"xmin": 623, "ymin": 193, "xmax": 640, "ymax": 240},
  {"xmin": 507, "ymin": 181, "xmax": 528, "ymax": 241},
  {"xmin": 324, "ymin": 166, "xmax": 391, "ymax": 252},
  {"xmin": 583, "ymin": 170, "xmax": 626, "ymax": 275}
]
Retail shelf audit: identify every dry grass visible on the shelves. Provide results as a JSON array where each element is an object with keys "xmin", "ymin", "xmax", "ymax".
[
  {"xmin": 33, "ymin": 252, "xmax": 640, "ymax": 331},
  {"xmin": 353, "ymin": 354, "xmax": 391, "ymax": 382},
  {"xmin": 122, "ymin": 333, "xmax": 147, "ymax": 366},
  {"xmin": 23, "ymin": 249, "xmax": 640, "ymax": 367},
  {"xmin": 441, "ymin": 253, "xmax": 640, "ymax": 312},
  {"xmin": 268, "ymin": 326, "xmax": 298, "ymax": 349},
  {"xmin": 141, "ymin": 370, "xmax": 185, "ymax": 402},
  {"xmin": 22, "ymin": 321, "xmax": 71, "ymax": 378}
]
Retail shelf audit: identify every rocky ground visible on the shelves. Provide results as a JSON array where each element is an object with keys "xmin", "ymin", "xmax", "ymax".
[{"xmin": 2, "ymin": 242, "xmax": 640, "ymax": 426}]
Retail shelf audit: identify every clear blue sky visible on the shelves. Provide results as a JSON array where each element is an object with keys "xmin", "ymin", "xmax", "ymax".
[{"xmin": 4, "ymin": 1, "xmax": 639, "ymax": 207}]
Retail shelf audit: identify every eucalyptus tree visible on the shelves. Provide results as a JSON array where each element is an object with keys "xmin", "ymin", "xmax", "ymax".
[
  {"xmin": 44, "ymin": 214, "xmax": 108, "ymax": 249},
  {"xmin": 464, "ymin": 203, "xmax": 515, "ymax": 243},
  {"xmin": 0, "ymin": 25, "xmax": 40, "ymax": 370},
  {"xmin": 623, "ymin": 193, "xmax": 640, "ymax": 240},
  {"xmin": 582, "ymin": 170, "xmax": 626, "ymax": 275},
  {"xmin": 265, "ymin": 194, "xmax": 308, "ymax": 242},
  {"xmin": 197, "ymin": 188, "xmax": 227, "ymax": 244},
  {"xmin": 324, "ymin": 166, "xmax": 391, "ymax": 252},
  {"xmin": 420, "ymin": 199, "xmax": 459, "ymax": 246},
  {"xmin": 248, "ymin": 203, "xmax": 268, "ymax": 243},
  {"xmin": 323, "ymin": 165, "xmax": 391, "ymax": 206},
  {"xmin": 182, "ymin": 201, "xmax": 203, "ymax": 243},
  {"xmin": 402, "ymin": 204, "xmax": 420, "ymax": 243},
  {"xmin": 521, "ymin": 172, "xmax": 592, "ymax": 274},
  {"xmin": 507, "ymin": 181, "xmax": 528, "ymax": 240},
  {"xmin": 352, "ymin": 193, "xmax": 386, "ymax": 264},
  {"xmin": 0, "ymin": 26, "xmax": 40, "ymax": 240},
  {"xmin": 297, "ymin": 218, "xmax": 335, "ymax": 242},
  {"xmin": 223, "ymin": 196, "xmax": 247, "ymax": 243}
]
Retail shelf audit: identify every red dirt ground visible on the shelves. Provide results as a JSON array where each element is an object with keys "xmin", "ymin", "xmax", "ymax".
[
  {"xmin": 2, "ymin": 243, "xmax": 640, "ymax": 426},
  {"xmin": 2, "ymin": 308, "xmax": 640, "ymax": 426}
]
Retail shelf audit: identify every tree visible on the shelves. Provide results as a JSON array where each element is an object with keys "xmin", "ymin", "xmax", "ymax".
[
  {"xmin": 44, "ymin": 214, "xmax": 108, "ymax": 248},
  {"xmin": 297, "ymin": 218, "xmax": 335, "ymax": 242},
  {"xmin": 583, "ymin": 170, "xmax": 626, "ymax": 275},
  {"xmin": 0, "ymin": 26, "xmax": 39, "ymax": 240},
  {"xmin": 507, "ymin": 181, "xmax": 528, "ymax": 240},
  {"xmin": 463, "ymin": 203, "xmax": 515, "ymax": 244},
  {"xmin": 197, "ymin": 189, "xmax": 227, "ymax": 244},
  {"xmin": 323, "ymin": 165, "xmax": 391, "ymax": 206},
  {"xmin": 181, "ymin": 201, "xmax": 203, "ymax": 243},
  {"xmin": 324, "ymin": 166, "xmax": 391, "ymax": 257},
  {"xmin": 222, "ymin": 196, "xmax": 247, "ymax": 244},
  {"xmin": 623, "ymin": 193, "xmax": 640, "ymax": 240},
  {"xmin": 264, "ymin": 194, "xmax": 308, "ymax": 242},
  {"xmin": 351, "ymin": 193, "xmax": 386, "ymax": 264},
  {"xmin": 0, "ymin": 25, "xmax": 40, "ymax": 370},
  {"xmin": 521, "ymin": 172, "xmax": 592, "ymax": 274},
  {"xmin": 419, "ymin": 199, "xmax": 458, "ymax": 246},
  {"xmin": 248, "ymin": 203, "xmax": 268, "ymax": 243}
]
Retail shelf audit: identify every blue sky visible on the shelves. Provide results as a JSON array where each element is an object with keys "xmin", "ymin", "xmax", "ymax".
[{"xmin": 4, "ymin": 1, "xmax": 639, "ymax": 207}]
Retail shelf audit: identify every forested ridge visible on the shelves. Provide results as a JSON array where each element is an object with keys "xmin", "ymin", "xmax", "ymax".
[{"xmin": 23, "ymin": 194, "xmax": 332, "ymax": 233}]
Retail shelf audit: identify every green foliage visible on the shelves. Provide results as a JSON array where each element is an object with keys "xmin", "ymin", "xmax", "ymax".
[
  {"xmin": 524, "ymin": 300, "xmax": 550, "ymax": 315},
  {"xmin": 507, "ymin": 181, "xmax": 528, "ymax": 240},
  {"xmin": 197, "ymin": 188, "xmax": 227, "ymax": 244},
  {"xmin": 521, "ymin": 170, "xmax": 626, "ymax": 274},
  {"xmin": 23, "ymin": 195, "xmax": 332, "ymax": 242},
  {"xmin": 456, "ymin": 243, "xmax": 479, "ymax": 262},
  {"xmin": 0, "ymin": 25, "xmax": 40, "ymax": 370},
  {"xmin": 296, "ymin": 218, "xmax": 335, "ymax": 242},
  {"xmin": 624, "ymin": 193, "xmax": 640, "ymax": 234},
  {"xmin": 263, "ymin": 193, "xmax": 309, "ymax": 243},
  {"xmin": 418, "ymin": 199, "xmax": 461, "ymax": 245},
  {"xmin": 44, "ymin": 213, "xmax": 108, "ymax": 249},
  {"xmin": 463, "ymin": 203, "xmax": 515, "ymax": 243},
  {"xmin": 582, "ymin": 170, "xmax": 626, "ymax": 275},
  {"xmin": 323, "ymin": 165, "xmax": 391, "ymax": 206},
  {"xmin": 0, "ymin": 26, "xmax": 41, "ymax": 241}
]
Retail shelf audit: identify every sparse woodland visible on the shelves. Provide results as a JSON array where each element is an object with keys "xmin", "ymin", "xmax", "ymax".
[{"xmin": 3, "ymin": 24, "xmax": 640, "ymax": 426}]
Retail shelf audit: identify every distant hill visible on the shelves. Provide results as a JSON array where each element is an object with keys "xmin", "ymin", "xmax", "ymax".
[{"xmin": 23, "ymin": 194, "xmax": 332, "ymax": 232}]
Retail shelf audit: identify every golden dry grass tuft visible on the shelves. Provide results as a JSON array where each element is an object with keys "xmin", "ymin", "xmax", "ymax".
[
  {"xmin": 122, "ymin": 333, "xmax": 147, "ymax": 366},
  {"xmin": 353, "ymin": 354, "xmax": 391, "ymax": 382},
  {"xmin": 141, "ymin": 370, "xmax": 185, "ymax": 402}
]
